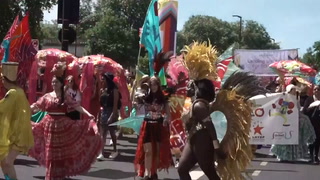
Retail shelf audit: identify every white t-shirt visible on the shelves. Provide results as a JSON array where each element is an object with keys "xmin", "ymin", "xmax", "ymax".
[{"xmin": 66, "ymin": 88, "xmax": 81, "ymax": 103}]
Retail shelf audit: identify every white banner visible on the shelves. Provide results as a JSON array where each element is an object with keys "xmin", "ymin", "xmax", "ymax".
[
  {"xmin": 234, "ymin": 49, "xmax": 299, "ymax": 76},
  {"xmin": 249, "ymin": 93, "xmax": 299, "ymax": 145}
]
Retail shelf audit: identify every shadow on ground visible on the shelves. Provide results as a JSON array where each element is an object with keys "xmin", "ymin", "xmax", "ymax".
[
  {"xmin": 254, "ymin": 153, "xmax": 275, "ymax": 158},
  {"xmin": 34, "ymin": 176, "xmax": 81, "ymax": 180},
  {"xmin": 84, "ymin": 169, "xmax": 136, "ymax": 179},
  {"xmin": 15, "ymin": 158, "xmax": 39, "ymax": 167}
]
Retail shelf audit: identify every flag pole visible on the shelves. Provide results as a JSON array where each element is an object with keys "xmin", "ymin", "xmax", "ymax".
[
  {"xmin": 131, "ymin": 35, "xmax": 143, "ymax": 102},
  {"xmin": 136, "ymin": 45, "xmax": 142, "ymax": 69}
]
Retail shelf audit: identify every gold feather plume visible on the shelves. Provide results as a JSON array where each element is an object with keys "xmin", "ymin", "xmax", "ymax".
[
  {"xmin": 211, "ymin": 72, "xmax": 267, "ymax": 179},
  {"xmin": 182, "ymin": 41, "xmax": 218, "ymax": 81},
  {"xmin": 211, "ymin": 89, "xmax": 253, "ymax": 180}
]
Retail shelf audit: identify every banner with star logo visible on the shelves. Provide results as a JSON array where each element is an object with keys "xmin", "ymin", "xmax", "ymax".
[{"xmin": 249, "ymin": 93, "xmax": 299, "ymax": 145}]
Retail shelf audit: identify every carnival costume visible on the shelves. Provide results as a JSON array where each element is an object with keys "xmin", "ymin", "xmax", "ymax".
[
  {"xmin": 134, "ymin": 77, "xmax": 172, "ymax": 179},
  {"xmin": 0, "ymin": 62, "xmax": 34, "ymax": 161},
  {"xmin": 165, "ymin": 56, "xmax": 189, "ymax": 167},
  {"xmin": 179, "ymin": 41, "xmax": 267, "ymax": 180},
  {"xmin": 29, "ymin": 64, "xmax": 102, "ymax": 180}
]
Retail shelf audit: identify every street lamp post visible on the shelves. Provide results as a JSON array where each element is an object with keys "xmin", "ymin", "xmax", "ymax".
[{"xmin": 233, "ymin": 15, "xmax": 242, "ymax": 47}]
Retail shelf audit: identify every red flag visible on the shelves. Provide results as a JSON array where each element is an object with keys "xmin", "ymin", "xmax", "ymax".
[
  {"xmin": 0, "ymin": 14, "xmax": 21, "ymax": 59},
  {"xmin": 1, "ymin": 13, "xmax": 37, "ymax": 92},
  {"xmin": 14, "ymin": 13, "xmax": 37, "ymax": 91}
]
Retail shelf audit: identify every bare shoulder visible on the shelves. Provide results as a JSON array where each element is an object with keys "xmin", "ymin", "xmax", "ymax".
[{"xmin": 193, "ymin": 101, "xmax": 208, "ymax": 110}]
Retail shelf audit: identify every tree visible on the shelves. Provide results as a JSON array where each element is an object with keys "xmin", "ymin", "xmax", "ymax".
[
  {"xmin": 178, "ymin": 15, "xmax": 237, "ymax": 53},
  {"xmin": 138, "ymin": 55, "xmax": 150, "ymax": 75},
  {"xmin": 41, "ymin": 20, "xmax": 59, "ymax": 39},
  {"xmin": 84, "ymin": 0, "xmax": 150, "ymax": 67},
  {"xmin": 241, "ymin": 20, "xmax": 280, "ymax": 49},
  {"xmin": 303, "ymin": 41, "xmax": 320, "ymax": 70},
  {"xmin": 0, "ymin": 1, "xmax": 21, "ymax": 40},
  {"xmin": 0, "ymin": 0, "xmax": 57, "ymax": 40},
  {"xmin": 77, "ymin": 0, "xmax": 96, "ymax": 37},
  {"xmin": 177, "ymin": 15, "xmax": 280, "ymax": 54}
]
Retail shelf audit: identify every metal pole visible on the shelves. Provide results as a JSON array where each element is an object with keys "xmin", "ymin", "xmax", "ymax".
[
  {"xmin": 233, "ymin": 15, "xmax": 242, "ymax": 47},
  {"xmin": 136, "ymin": 45, "xmax": 142, "ymax": 67},
  {"xmin": 61, "ymin": 0, "xmax": 69, "ymax": 51},
  {"xmin": 75, "ymin": 24, "xmax": 78, "ymax": 56},
  {"xmin": 239, "ymin": 16, "xmax": 242, "ymax": 47}
]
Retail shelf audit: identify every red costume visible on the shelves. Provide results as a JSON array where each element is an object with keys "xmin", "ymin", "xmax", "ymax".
[
  {"xmin": 29, "ymin": 93, "xmax": 102, "ymax": 179},
  {"xmin": 134, "ymin": 101, "xmax": 172, "ymax": 176}
]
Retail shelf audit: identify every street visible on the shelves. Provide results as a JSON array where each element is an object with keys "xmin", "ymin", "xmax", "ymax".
[{"xmin": 1, "ymin": 135, "xmax": 319, "ymax": 180}]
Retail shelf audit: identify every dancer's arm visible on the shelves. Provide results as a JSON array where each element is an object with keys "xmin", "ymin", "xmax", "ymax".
[
  {"xmin": 30, "ymin": 94, "xmax": 47, "ymax": 113},
  {"xmin": 108, "ymin": 89, "xmax": 120, "ymax": 121},
  {"xmin": 74, "ymin": 106, "xmax": 94, "ymax": 118}
]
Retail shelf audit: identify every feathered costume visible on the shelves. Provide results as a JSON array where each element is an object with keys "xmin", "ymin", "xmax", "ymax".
[{"xmin": 180, "ymin": 41, "xmax": 267, "ymax": 180}]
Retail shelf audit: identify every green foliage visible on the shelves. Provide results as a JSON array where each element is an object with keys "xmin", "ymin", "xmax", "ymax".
[
  {"xmin": 21, "ymin": 0, "xmax": 58, "ymax": 39},
  {"xmin": 84, "ymin": 0, "xmax": 150, "ymax": 66},
  {"xmin": 177, "ymin": 15, "xmax": 280, "ymax": 54},
  {"xmin": 40, "ymin": 20, "xmax": 59, "ymax": 39},
  {"xmin": 78, "ymin": 0, "xmax": 96, "ymax": 37},
  {"xmin": 241, "ymin": 20, "xmax": 280, "ymax": 49},
  {"xmin": 302, "ymin": 41, "xmax": 320, "ymax": 70},
  {"xmin": 0, "ymin": 0, "xmax": 58, "ymax": 40},
  {"xmin": 0, "ymin": 1, "xmax": 21, "ymax": 40},
  {"xmin": 138, "ymin": 55, "xmax": 150, "ymax": 75}
]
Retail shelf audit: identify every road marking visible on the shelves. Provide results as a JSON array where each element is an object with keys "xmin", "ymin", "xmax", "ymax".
[
  {"xmin": 252, "ymin": 170, "xmax": 261, "ymax": 176},
  {"xmin": 190, "ymin": 170, "xmax": 205, "ymax": 180},
  {"xmin": 260, "ymin": 161, "xmax": 268, "ymax": 166}
]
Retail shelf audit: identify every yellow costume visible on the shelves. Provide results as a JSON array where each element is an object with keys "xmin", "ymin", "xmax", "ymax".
[{"xmin": 0, "ymin": 62, "xmax": 34, "ymax": 161}]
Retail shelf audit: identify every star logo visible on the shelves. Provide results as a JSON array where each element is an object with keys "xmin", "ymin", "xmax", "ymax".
[{"xmin": 254, "ymin": 125, "xmax": 264, "ymax": 135}]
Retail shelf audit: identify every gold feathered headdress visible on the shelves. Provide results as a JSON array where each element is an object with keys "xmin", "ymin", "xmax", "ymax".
[{"xmin": 182, "ymin": 41, "xmax": 218, "ymax": 81}]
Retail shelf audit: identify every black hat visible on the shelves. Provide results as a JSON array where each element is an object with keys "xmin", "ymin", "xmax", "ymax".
[{"xmin": 103, "ymin": 72, "xmax": 114, "ymax": 81}]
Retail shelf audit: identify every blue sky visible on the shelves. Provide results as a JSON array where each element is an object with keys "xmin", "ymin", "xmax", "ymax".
[{"xmin": 44, "ymin": 0, "xmax": 320, "ymax": 56}]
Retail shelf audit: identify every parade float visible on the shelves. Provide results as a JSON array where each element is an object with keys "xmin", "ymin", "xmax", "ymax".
[
  {"xmin": 28, "ymin": 49, "xmax": 78, "ymax": 104},
  {"xmin": 73, "ymin": 55, "xmax": 131, "ymax": 119}
]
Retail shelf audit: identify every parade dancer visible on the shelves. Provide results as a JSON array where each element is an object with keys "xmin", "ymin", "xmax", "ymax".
[
  {"xmin": 0, "ymin": 62, "xmax": 34, "ymax": 180},
  {"xmin": 303, "ymin": 85, "xmax": 320, "ymax": 164},
  {"xmin": 97, "ymin": 73, "xmax": 121, "ymax": 160},
  {"xmin": 29, "ymin": 63, "xmax": 102, "ymax": 180},
  {"xmin": 135, "ymin": 76, "xmax": 172, "ymax": 180},
  {"xmin": 178, "ymin": 41, "xmax": 267, "ymax": 180},
  {"xmin": 65, "ymin": 75, "xmax": 82, "ymax": 120}
]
